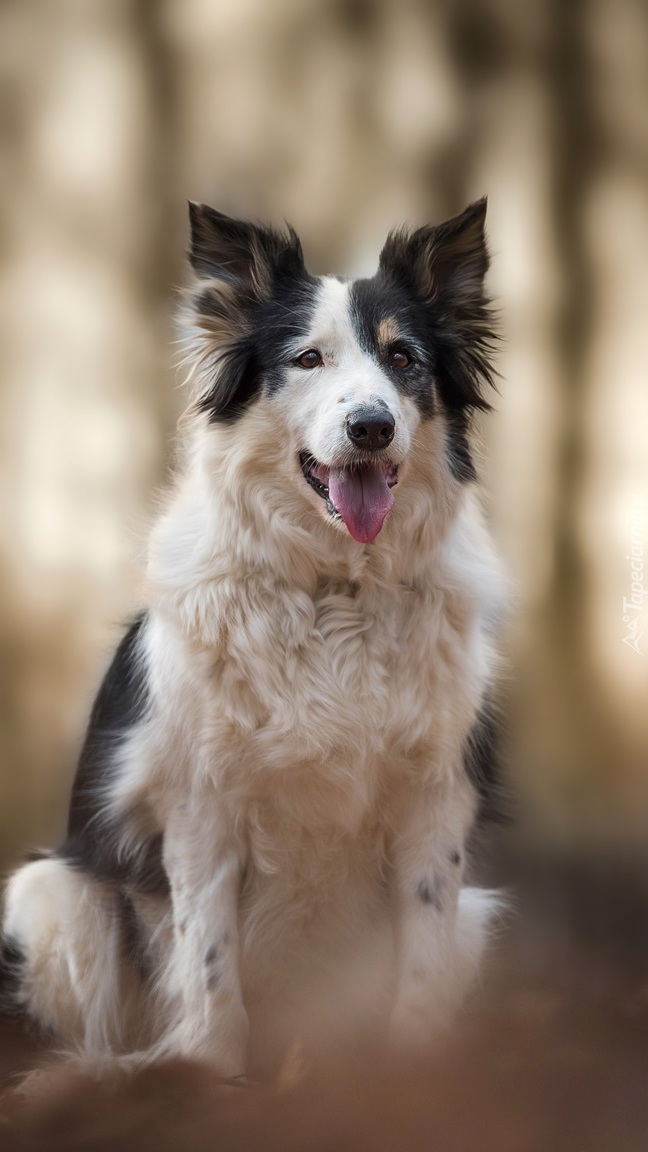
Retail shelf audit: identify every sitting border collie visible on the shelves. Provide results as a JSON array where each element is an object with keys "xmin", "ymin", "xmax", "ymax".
[{"xmin": 2, "ymin": 199, "xmax": 503, "ymax": 1077}]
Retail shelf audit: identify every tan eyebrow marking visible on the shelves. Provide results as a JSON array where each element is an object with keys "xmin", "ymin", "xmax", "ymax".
[{"xmin": 376, "ymin": 316, "xmax": 399, "ymax": 348}]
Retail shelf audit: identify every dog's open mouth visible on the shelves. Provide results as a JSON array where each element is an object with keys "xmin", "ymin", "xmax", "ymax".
[{"xmin": 300, "ymin": 452, "xmax": 399, "ymax": 544}]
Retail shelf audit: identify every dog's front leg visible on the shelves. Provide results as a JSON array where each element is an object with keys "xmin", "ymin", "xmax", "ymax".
[
  {"xmin": 389, "ymin": 777, "xmax": 477, "ymax": 1048},
  {"xmin": 161, "ymin": 802, "xmax": 249, "ymax": 1076}
]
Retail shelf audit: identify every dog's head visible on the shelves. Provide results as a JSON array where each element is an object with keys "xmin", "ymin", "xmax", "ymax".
[{"xmin": 184, "ymin": 201, "xmax": 496, "ymax": 545}]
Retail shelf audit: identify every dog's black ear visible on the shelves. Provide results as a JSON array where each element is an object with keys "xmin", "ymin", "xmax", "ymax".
[
  {"xmin": 188, "ymin": 202, "xmax": 306, "ymax": 301},
  {"xmin": 379, "ymin": 199, "xmax": 489, "ymax": 312},
  {"xmin": 184, "ymin": 205, "xmax": 307, "ymax": 423},
  {"xmin": 379, "ymin": 199, "xmax": 496, "ymax": 410}
]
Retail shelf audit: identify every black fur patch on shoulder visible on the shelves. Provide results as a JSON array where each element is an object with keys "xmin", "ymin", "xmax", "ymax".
[
  {"xmin": 59, "ymin": 614, "xmax": 169, "ymax": 896},
  {"xmin": 0, "ymin": 934, "xmax": 26, "ymax": 1014},
  {"xmin": 463, "ymin": 695, "xmax": 509, "ymax": 824}
]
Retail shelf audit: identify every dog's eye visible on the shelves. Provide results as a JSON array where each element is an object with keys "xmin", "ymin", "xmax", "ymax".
[
  {"xmin": 295, "ymin": 349, "xmax": 323, "ymax": 370},
  {"xmin": 389, "ymin": 348, "xmax": 413, "ymax": 370}
]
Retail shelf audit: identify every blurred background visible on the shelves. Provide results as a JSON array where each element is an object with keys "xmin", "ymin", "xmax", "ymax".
[{"xmin": 0, "ymin": 0, "xmax": 648, "ymax": 967}]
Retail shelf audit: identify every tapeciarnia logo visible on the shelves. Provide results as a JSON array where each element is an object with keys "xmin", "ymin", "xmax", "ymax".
[{"xmin": 622, "ymin": 493, "xmax": 647, "ymax": 657}]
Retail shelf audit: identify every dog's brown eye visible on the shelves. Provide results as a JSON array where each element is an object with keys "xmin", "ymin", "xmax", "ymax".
[
  {"xmin": 296, "ymin": 349, "xmax": 322, "ymax": 369},
  {"xmin": 389, "ymin": 348, "xmax": 413, "ymax": 370}
]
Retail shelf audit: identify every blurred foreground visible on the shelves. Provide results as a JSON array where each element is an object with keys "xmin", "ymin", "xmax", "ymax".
[{"xmin": 3, "ymin": 851, "xmax": 648, "ymax": 1151}]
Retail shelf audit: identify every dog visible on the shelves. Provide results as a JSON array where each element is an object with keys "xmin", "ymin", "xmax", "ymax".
[{"xmin": 1, "ymin": 198, "xmax": 504, "ymax": 1078}]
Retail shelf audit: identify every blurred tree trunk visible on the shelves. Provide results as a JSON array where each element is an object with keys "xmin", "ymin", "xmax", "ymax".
[
  {"xmin": 131, "ymin": 0, "xmax": 185, "ymax": 457},
  {"xmin": 528, "ymin": 0, "xmax": 616, "ymax": 831},
  {"xmin": 433, "ymin": 0, "xmax": 512, "ymax": 216},
  {"xmin": 0, "ymin": 0, "xmax": 184, "ymax": 869}
]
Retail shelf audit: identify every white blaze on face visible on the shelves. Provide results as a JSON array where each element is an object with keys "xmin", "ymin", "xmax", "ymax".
[
  {"xmin": 291, "ymin": 277, "xmax": 412, "ymax": 462},
  {"xmin": 275, "ymin": 278, "xmax": 419, "ymax": 542}
]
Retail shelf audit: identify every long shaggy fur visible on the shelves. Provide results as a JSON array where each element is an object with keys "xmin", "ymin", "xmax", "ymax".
[{"xmin": 2, "ymin": 199, "xmax": 505, "ymax": 1078}]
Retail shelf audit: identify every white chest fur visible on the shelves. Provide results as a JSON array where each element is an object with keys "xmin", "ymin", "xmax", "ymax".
[
  {"xmin": 139, "ymin": 441, "xmax": 502, "ymax": 865},
  {"xmin": 144, "ymin": 570, "xmax": 484, "ymax": 844}
]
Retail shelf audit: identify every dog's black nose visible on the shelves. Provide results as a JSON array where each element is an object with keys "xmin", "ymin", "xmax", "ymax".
[{"xmin": 346, "ymin": 406, "xmax": 395, "ymax": 451}]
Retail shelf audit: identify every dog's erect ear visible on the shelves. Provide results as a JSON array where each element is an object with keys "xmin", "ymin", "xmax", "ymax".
[
  {"xmin": 379, "ymin": 198, "xmax": 489, "ymax": 315},
  {"xmin": 379, "ymin": 199, "xmax": 496, "ymax": 410},
  {"xmin": 188, "ymin": 202, "xmax": 306, "ymax": 302},
  {"xmin": 184, "ymin": 204, "xmax": 307, "ymax": 424}
]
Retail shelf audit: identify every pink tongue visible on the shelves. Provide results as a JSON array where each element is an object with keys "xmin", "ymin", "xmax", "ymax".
[{"xmin": 328, "ymin": 465, "xmax": 394, "ymax": 543}]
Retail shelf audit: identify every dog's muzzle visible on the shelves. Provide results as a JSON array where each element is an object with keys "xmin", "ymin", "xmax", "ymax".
[{"xmin": 300, "ymin": 451, "xmax": 398, "ymax": 544}]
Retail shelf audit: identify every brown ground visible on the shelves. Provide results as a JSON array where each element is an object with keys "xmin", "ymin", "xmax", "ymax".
[{"xmin": 2, "ymin": 848, "xmax": 648, "ymax": 1151}]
